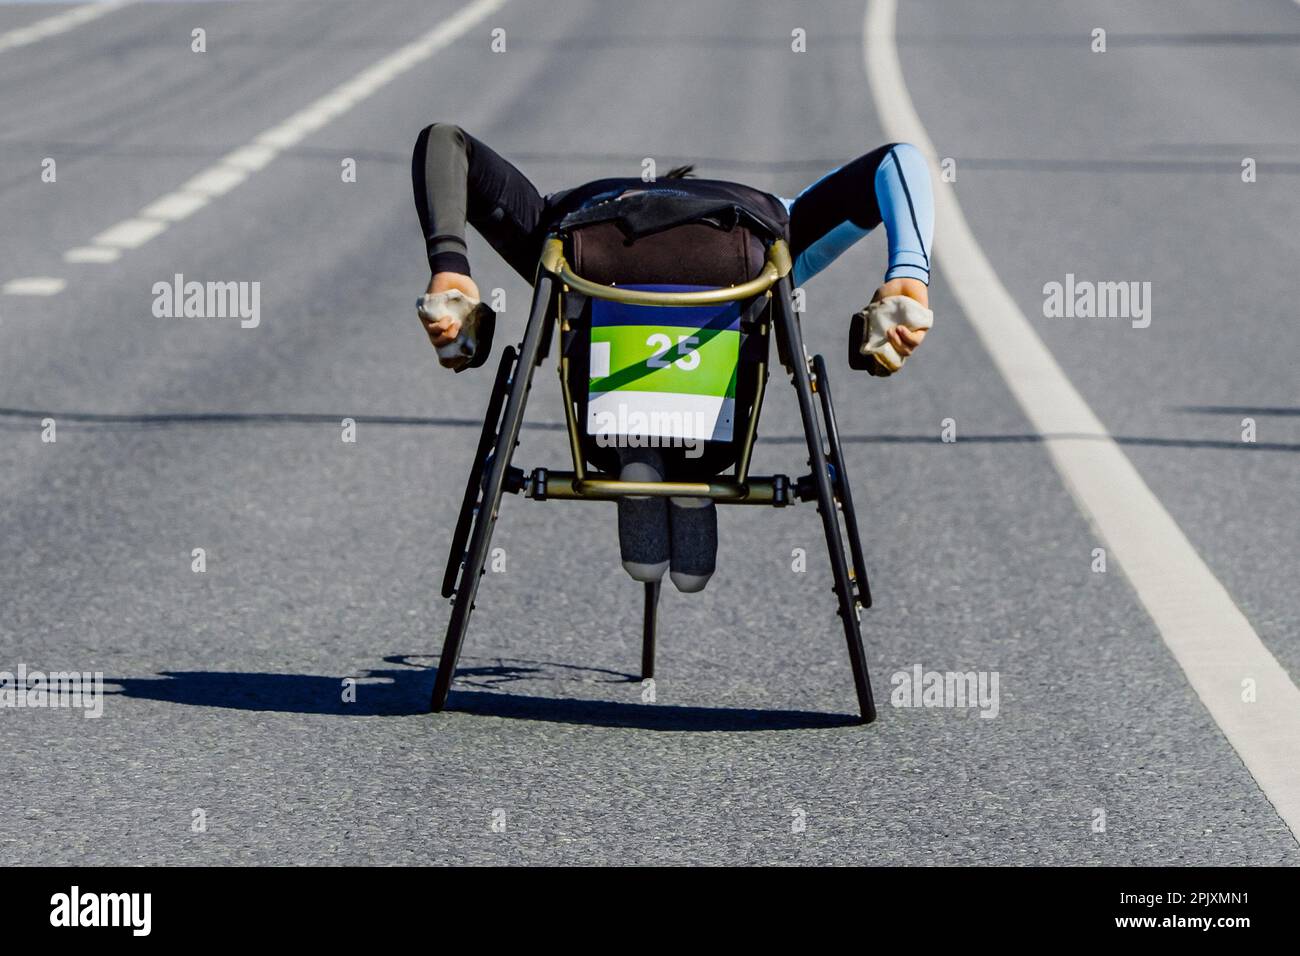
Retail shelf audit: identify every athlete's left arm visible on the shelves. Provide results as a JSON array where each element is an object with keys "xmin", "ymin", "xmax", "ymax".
[{"xmin": 872, "ymin": 144, "xmax": 934, "ymax": 358}]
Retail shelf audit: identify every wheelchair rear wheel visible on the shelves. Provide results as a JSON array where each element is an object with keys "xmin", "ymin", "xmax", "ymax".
[
  {"xmin": 813, "ymin": 354, "xmax": 871, "ymax": 611},
  {"xmin": 441, "ymin": 346, "xmax": 518, "ymax": 599}
]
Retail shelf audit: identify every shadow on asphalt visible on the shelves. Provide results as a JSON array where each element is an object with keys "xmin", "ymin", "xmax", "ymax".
[
  {"xmin": 103, "ymin": 655, "xmax": 857, "ymax": 730},
  {"xmin": 104, "ymin": 667, "xmax": 431, "ymax": 717},
  {"xmin": 446, "ymin": 691, "xmax": 860, "ymax": 731}
]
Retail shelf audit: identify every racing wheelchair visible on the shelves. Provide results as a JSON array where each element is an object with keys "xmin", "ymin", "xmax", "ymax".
[{"xmin": 431, "ymin": 180, "xmax": 878, "ymax": 722}]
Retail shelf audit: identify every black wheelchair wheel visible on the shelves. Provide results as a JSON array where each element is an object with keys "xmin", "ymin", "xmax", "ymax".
[
  {"xmin": 441, "ymin": 346, "xmax": 517, "ymax": 599},
  {"xmin": 812, "ymin": 354, "xmax": 871, "ymax": 610},
  {"xmin": 432, "ymin": 274, "xmax": 557, "ymax": 713}
]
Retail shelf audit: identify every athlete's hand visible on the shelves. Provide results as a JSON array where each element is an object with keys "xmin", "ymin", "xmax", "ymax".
[
  {"xmin": 421, "ymin": 272, "xmax": 480, "ymax": 348},
  {"xmin": 872, "ymin": 278, "xmax": 929, "ymax": 358}
]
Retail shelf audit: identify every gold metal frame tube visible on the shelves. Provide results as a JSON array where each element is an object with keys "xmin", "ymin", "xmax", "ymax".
[
  {"xmin": 554, "ymin": 293, "xmax": 587, "ymax": 481},
  {"xmin": 540, "ymin": 236, "xmax": 792, "ymax": 307},
  {"xmin": 735, "ymin": 355, "xmax": 766, "ymax": 483},
  {"xmin": 538, "ymin": 472, "xmax": 784, "ymax": 505}
]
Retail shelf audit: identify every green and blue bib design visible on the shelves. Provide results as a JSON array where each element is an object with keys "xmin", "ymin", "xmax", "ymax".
[{"xmin": 587, "ymin": 286, "xmax": 741, "ymax": 444}]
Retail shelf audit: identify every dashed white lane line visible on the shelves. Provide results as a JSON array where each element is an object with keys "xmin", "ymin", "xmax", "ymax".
[
  {"xmin": 3, "ymin": 277, "xmax": 67, "ymax": 296},
  {"xmin": 61, "ymin": 0, "xmax": 510, "ymax": 266},
  {"xmin": 64, "ymin": 247, "xmax": 120, "ymax": 264},
  {"xmin": 863, "ymin": 0, "xmax": 1300, "ymax": 840},
  {"xmin": 0, "ymin": 1, "xmax": 128, "ymax": 54},
  {"xmin": 92, "ymin": 217, "xmax": 167, "ymax": 250}
]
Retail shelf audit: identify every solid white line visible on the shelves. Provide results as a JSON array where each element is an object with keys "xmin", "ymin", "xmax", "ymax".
[
  {"xmin": 864, "ymin": 0, "xmax": 1300, "ymax": 840},
  {"xmin": 0, "ymin": 1, "xmax": 128, "ymax": 54},
  {"xmin": 62, "ymin": 0, "xmax": 509, "ymax": 263},
  {"xmin": 3, "ymin": 277, "xmax": 66, "ymax": 296}
]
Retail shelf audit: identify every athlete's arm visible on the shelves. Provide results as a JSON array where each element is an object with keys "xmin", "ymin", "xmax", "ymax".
[
  {"xmin": 871, "ymin": 144, "xmax": 933, "ymax": 356},
  {"xmin": 411, "ymin": 123, "xmax": 544, "ymax": 356},
  {"xmin": 785, "ymin": 142, "xmax": 935, "ymax": 360}
]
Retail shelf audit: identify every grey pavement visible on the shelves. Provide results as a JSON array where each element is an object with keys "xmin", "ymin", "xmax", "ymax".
[{"xmin": 0, "ymin": 0, "xmax": 1296, "ymax": 864}]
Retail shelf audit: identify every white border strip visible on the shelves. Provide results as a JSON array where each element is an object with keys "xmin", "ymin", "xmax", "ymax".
[
  {"xmin": 61, "ymin": 0, "xmax": 509, "ymax": 264},
  {"xmin": 864, "ymin": 0, "xmax": 1300, "ymax": 839},
  {"xmin": 0, "ymin": 1, "xmax": 128, "ymax": 55}
]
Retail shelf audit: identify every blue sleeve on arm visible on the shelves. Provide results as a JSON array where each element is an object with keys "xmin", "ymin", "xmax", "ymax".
[
  {"xmin": 783, "ymin": 203, "xmax": 872, "ymax": 288},
  {"xmin": 874, "ymin": 143, "xmax": 934, "ymax": 284}
]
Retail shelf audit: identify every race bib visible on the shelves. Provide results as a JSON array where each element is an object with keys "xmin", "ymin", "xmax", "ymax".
[{"xmin": 586, "ymin": 287, "xmax": 741, "ymax": 444}]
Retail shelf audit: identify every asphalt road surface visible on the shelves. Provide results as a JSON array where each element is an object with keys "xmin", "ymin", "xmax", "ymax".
[{"xmin": 1, "ymin": 0, "xmax": 1297, "ymax": 865}]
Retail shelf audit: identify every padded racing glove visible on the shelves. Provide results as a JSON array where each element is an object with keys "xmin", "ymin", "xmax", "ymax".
[
  {"xmin": 848, "ymin": 295, "xmax": 934, "ymax": 376},
  {"xmin": 418, "ymin": 289, "xmax": 496, "ymax": 373}
]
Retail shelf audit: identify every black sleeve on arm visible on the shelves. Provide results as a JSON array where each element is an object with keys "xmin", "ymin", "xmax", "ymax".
[
  {"xmin": 412, "ymin": 124, "xmax": 548, "ymax": 282},
  {"xmin": 412, "ymin": 123, "xmax": 473, "ymax": 276}
]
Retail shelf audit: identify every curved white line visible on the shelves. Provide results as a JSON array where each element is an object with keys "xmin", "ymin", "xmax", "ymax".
[{"xmin": 864, "ymin": 0, "xmax": 1300, "ymax": 841}]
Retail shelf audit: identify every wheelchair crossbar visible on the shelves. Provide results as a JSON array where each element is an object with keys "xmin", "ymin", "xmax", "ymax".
[
  {"xmin": 530, "ymin": 470, "xmax": 790, "ymax": 505},
  {"xmin": 541, "ymin": 237, "xmax": 792, "ymax": 307}
]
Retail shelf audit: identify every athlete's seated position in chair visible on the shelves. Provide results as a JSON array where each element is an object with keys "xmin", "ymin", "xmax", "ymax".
[{"xmin": 411, "ymin": 123, "xmax": 936, "ymax": 593}]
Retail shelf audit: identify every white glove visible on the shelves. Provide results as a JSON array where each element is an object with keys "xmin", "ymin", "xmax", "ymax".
[
  {"xmin": 854, "ymin": 295, "xmax": 933, "ymax": 375},
  {"xmin": 418, "ymin": 290, "xmax": 495, "ymax": 372}
]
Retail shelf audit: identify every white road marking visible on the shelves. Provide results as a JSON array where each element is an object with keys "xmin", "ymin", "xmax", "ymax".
[
  {"xmin": 64, "ymin": 247, "xmax": 120, "ymax": 264},
  {"xmin": 0, "ymin": 1, "xmax": 127, "ymax": 54},
  {"xmin": 3, "ymin": 276, "xmax": 66, "ymax": 296},
  {"xmin": 92, "ymin": 217, "xmax": 167, "ymax": 249},
  {"xmin": 863, "ymin": 0, "xmax": 1300, "ymax": 840},
  {"xmin": 141, "ymin": 192, "xmax": 209, "ymax": 222},
  {"xmin": 60, "ymin": 0, "xmax": 509, "ymax": 265}
]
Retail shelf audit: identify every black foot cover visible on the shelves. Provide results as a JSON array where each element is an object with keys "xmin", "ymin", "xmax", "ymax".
[
  {"xmin": 618, "ymin": 451, "xmax": 669, "ymax": 582},
  {"xmin": 668, "ymin": 496, "xmax": 717, "ymax": 593}
]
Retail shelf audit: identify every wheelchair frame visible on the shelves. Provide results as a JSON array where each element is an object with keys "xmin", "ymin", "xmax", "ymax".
[{"xmin": 432, "ymin": 235, "xmax": 878, "ymax": 722}]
